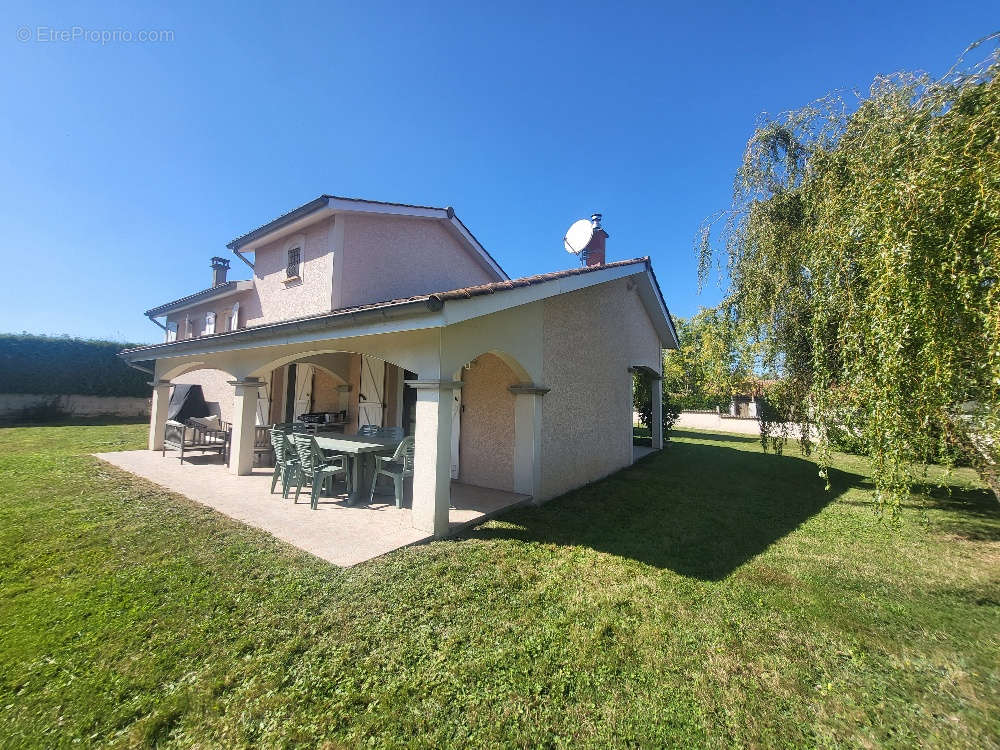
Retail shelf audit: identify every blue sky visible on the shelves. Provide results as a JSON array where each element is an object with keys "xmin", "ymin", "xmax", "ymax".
[{"xmin": 0, "ymin": 1, "xmax": 992, "ymax": 344}]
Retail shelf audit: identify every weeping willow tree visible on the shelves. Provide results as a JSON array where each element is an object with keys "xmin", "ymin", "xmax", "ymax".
[{"xmin": 699, "ymin": 35, "xmax": 1000, "ymax": 508}]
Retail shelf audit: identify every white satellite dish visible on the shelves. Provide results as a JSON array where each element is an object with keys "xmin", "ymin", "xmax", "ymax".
[{"xmin": 564, "ymin": 219, "xmax": 594, "ymax": 257}]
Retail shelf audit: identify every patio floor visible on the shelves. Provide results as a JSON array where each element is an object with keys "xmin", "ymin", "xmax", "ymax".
[{"xmin": 94, "ymin": 450, "xmax": 531, "ymax": 567}]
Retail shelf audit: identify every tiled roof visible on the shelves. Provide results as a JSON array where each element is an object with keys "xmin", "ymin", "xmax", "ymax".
[
  {"xmin": 123, "ymin": 258, "xmax": 660, "ymax": 357},
  {"xmin": 144, "ymin": 281, "xmax": 243, "ymax": 317},
  {"xmin": 227, "ymin": 195, "xmax": 449, "ymax": 251},
  {"xmin": 427, "ymin": 257, "xmax": 651, "ymax": 303}
]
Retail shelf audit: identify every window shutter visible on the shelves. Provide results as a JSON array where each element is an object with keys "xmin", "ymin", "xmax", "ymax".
[
  {"xmin": 184, "ymin": 316, "xmax": 192, "ymax": 338},
  {"xmin": 230, "ymin": 302, "xmax": 240, "ymax": 330},
  {"xmin": 287, "ymin": 247, "xmax": 301, "ymax": 278},
  {"xmin": 205, "ymin": 311, "xmax": 216, "ymax": 335}
]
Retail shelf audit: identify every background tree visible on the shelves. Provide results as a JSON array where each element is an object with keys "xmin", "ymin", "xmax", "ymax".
[
  {"xmin": 698, "ymin": 36, "xmax": 1000, "ymax": 507},
  {"xmin": 662, "ymin": 308, "xmax": 756, "ymax": 411}
]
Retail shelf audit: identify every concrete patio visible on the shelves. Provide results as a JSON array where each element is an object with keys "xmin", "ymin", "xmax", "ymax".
[{"xmin": 95, "ymin": 450, "xmax": 530, "ymax": 566}]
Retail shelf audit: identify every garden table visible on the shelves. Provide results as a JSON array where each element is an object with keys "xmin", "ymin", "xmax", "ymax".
[{"xmin": 313, "ymin": 434, "xmax": 400, "ymax": 505}]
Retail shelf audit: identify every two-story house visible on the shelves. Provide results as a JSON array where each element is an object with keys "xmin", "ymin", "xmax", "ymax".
[{"xmin": 121, "ymin": 195, "xmax": 677, "ymax": 538}]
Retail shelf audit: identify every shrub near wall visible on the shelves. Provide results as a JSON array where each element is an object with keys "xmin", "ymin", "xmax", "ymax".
[{"xmin": 0, "ymin": 334, "xmax": 150, "ymax": 397}]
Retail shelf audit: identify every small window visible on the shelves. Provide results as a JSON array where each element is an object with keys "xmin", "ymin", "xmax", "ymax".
[
  {"xmin": 205, "ymin": 311, "xmax": 216, "ymax": 335},
  {"xmin": 166, "ymin": 321, "xmax": 177, "ymax": 342},
  {"xmin": 230, "ymin": 302, "xmax": 240, "ymax": 330},
  {"xmin": 184, "ymin": 316, "xmax": 193, "ymax": 339},
  {"xmin": 286, "ymin": 247, "xmax": 301, "ymax": 279}
]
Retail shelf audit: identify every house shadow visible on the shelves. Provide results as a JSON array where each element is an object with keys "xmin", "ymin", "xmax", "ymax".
[
  {"xmin": 468, "ymin": 435, "xmax": 864, "ymax": 580},
  {"xmin": 670, "ymin": 428, "xmax": 764, "ymax": 445}
]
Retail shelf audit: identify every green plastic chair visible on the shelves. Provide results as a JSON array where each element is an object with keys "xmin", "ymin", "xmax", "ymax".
[
  {"xmin": 368, "ymin": 436, "xmax": 415, "ymax": 508},
  {"xmin": 377, "ymin": 426, "xmax": 405, "ymax": 441},
  {"xmin": 269, "ymin": 428, "xmax": 299, "ymax": 498},
  {"xmin": 291, "ymin": 433, "xmax": 349, "ymax": 510}
]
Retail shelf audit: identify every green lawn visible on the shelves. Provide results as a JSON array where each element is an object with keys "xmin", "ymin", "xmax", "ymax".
[{"xmin": 1, "ymin": 423, "xmax": 998, "ymax": 748}]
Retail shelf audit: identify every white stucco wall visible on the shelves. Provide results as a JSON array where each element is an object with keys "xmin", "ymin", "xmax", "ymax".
[
  {"xmin": 172, "ymin": 368, "xmax": 236, "ymax": 422},
  {"xmin": 539, "ymin": 277, "xmax": 663, "ymax": 500}
]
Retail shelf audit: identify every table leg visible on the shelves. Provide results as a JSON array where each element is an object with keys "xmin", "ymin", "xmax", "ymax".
[{"xmin": 349, "ymin": 454, "xmax": 363, "ymax": 505}]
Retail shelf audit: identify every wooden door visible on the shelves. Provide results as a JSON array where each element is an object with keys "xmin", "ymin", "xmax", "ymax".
[{"xmin": 358, "ymin": 356, "xmax": 385, "ymax": 428}]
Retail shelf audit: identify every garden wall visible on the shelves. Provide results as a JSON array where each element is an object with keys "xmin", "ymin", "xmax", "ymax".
[
  {"xmin": 676, "ymin": 410, "xmax": 762, "ymax": 435},
  {"xmin": 0, "ymin": 393, "xmax": 150, "ymax": 421},
  {"xmin": 0, "ymin": 334, "xmax": 154, "ymax": 421},
  {"xmin": 675, "ymin": 410, "xmax": 816, "ymax": 439}
]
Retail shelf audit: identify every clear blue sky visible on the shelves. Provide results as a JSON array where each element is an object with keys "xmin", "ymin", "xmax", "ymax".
[{"xmin": 0, "ymin": 1, "xmax": 992, "ymax": 344}]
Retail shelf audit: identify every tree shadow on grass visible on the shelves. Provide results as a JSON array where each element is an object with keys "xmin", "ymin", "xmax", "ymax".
[
  {"xmin": 837, "ymin": 481, "xmax": 1000, "ymax": 541},
  {"xmin": 470, "ymin": 436, "xmax": 863, "ymax": 580}
]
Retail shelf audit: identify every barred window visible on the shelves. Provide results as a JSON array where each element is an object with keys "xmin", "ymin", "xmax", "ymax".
[{"xmin": 286, "ymin": 247, "xmax": 301, "ymax": 278}]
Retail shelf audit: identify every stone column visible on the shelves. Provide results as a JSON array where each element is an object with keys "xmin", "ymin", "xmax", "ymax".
[
  {"xmin": 407, "ymin": 379, "xmax": 462, "ymax": 538},
  {"xmin": 148, "ymin": 380, "xmax": 171, "ymax": 451},
  {"xmin": 228, "ymin": 378, "xmax": 260, "ymax": 476},
  {"xmin": 509, "ymin": 383, "xmax": 549, "ymax": 500}
]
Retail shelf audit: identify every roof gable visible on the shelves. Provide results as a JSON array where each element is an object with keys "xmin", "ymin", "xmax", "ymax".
[{"xmin": 226, "ymin": 194, "xmax": 507, "ymax": 281}]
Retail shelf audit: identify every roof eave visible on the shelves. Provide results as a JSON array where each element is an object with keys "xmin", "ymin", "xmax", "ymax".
[
  {"xmin": 121, "ymin": 296, "xmax": 441, "ymax": 361},
  {"xmin": 144, "ymin": 280, "xmax": 253, "ymax": 318},
  {"xmin": 226, "ymin": 196, "xmax": 332, "ymax": 252}
]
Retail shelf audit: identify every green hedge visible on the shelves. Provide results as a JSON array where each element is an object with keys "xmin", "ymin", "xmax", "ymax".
[{"xmin": 0, "ymin": 334, "xmax": 150, "ymax": 397}]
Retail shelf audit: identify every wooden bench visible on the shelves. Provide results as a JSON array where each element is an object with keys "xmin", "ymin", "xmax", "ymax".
[{"xmin": 162, "ymin": 419, "xmax": 230, "ymax": 464}]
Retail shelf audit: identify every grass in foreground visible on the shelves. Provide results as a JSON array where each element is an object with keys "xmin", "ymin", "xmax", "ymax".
[{"xmin": 0, "ymin": 423, "xmax": 997, "ymax": 748}]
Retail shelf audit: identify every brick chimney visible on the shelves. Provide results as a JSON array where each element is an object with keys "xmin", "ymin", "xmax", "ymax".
[
  {"xmin": 583, "ymin": 213, "xmax": 609, "ymax": 266},
  {"xmin": 210, "ymin": 257, "xmax": 230, "ymax": 286}
]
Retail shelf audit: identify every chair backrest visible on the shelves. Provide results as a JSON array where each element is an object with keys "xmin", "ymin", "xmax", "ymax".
[
  {"xmin": 270, "ymin": 429, "xmax": 296, "ymax": 467},
  {"xmin": 291, "ymin": 433, "xmax": 322, "ymax": 476},
  {"xmin": 358, "ymin": 424, "xmax": 379, "ymax": 436},
  {"xmin": 378, "ymin": 426, "xmax": 404, "ymax": 442},
  {"xmin": 391, "ymin": 436, "xmax": 416, "ymax": 472},
  {"xmin": 254, "ymin": 426, "xmax": 271, "ymax": 448}
]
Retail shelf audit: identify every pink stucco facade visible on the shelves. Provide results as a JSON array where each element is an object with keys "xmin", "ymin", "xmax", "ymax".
[
  {"xmin": 250, "ymin": 218, "xmax": 335, "ymax": 325},
  {"xmin": 162, "ymin": 212, "xmax": 499, "ymax": 343},
  {"xmin": 169, "ymin": 277, "xmax": 662, "ymax": 497},
  {"xmin": 458, "ymin": 353, "xmax": 518, "ymax": 492},
  {"xmin": 143, "ymin": 200, "xmax": 673, "ymax": 527},
  {"xmin": 164, "ymin": 291, "xmax": 257, "ymax": 340},
  {"xmin": 538, "ymin": 278, "xmax": 662, "ymax": 500},
  {"xmin": 339, "ymin": 214, "xmax": 497, "ymax": 307}
]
